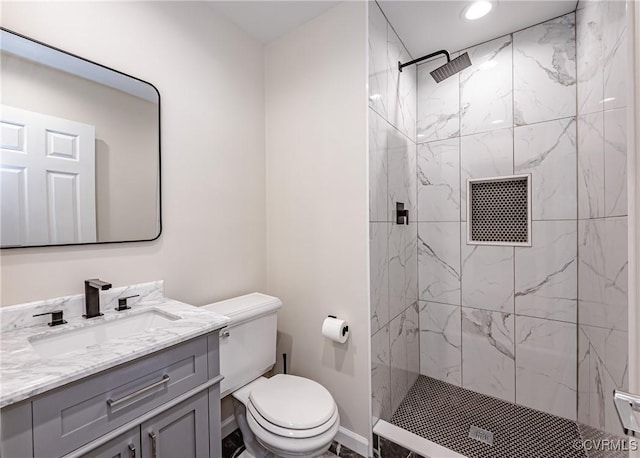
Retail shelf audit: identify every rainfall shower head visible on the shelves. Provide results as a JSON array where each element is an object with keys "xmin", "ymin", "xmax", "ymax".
[
  {"xmin": 430, "ymin": 52, "xmax": 472, "ymax": 83},
  {"xmin": 398, "ymin": 50, "xmax": 472, "ymax": 84}
]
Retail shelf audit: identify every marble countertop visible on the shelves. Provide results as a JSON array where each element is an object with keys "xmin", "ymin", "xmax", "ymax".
[{"xmin": 0, "ymin": 297, "xmax": 229, "ymax": 408}]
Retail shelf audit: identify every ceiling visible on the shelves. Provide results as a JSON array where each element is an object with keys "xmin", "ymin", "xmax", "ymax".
[
  {"xmin": 208, "ymin": 1, "xmax": 339, "ymax": 44},
  {"xmin": 209, "ymin": 1, "xmax": 578, "ymax": 56},
  {"xmin": 377, "ymin": 1, "xmax": 578, "ymax": 58}
]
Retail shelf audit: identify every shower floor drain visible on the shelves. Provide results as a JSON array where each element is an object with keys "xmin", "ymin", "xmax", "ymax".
[{"xmin": 389, "ymin": 375, "xmax": 629, "ymax": 458}]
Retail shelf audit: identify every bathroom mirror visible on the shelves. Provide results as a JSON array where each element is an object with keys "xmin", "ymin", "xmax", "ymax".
[{"xmin": 0, "ymin": 28, "xmax": 161, "ymax": 248}]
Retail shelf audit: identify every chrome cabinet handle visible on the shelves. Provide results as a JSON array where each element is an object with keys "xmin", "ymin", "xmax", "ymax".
[
  {"xmin": 614, "ymin": 390, "xmax": 640, "ymax": 437},
  {"xmin": 128, "ymin": 444, "xmax": 136, "ymax": 458},
  {"xmin": 149, "ymin": 432, "xmax": 157, "ymax": 458},
  {"xmin": 106, "ymin": 375, "xmax": 170, "ymax": 408},
  {"xmin": 221, "ymin": 329, "xmax": 230, "ymax": 338}
]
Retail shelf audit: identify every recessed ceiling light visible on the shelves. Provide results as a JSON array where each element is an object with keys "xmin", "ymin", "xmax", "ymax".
[{"xmin": 464, "ymin": 1, "xmax": 493, "ymax": 20}]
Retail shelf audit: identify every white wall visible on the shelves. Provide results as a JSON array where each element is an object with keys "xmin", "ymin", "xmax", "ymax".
[
  {"xmin": 265, "ymin": 2, "xmax": 370, "ymax": 439},
  {"xmin": 0, "ymin": 1, "xmax": 266, "ymax": 306}
]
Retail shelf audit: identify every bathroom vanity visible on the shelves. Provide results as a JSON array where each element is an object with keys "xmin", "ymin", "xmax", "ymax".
[{"xmin": 0, "ymin": 281, "xmax": 229, "ymax": 458}]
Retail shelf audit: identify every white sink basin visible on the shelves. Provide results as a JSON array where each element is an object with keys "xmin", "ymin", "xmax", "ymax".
[{"xmin": 28, "ymin": 309, "xmax": 180, "ymax": 358}]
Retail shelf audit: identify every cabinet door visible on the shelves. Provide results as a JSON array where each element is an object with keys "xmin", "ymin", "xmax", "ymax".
[
  {"xmin": 141, "ymin": 391, "xmax": 209, "ymax": 458},
  {"xmin": 81, "ymin": 428, "xmax": 140, "ymax": 458}
]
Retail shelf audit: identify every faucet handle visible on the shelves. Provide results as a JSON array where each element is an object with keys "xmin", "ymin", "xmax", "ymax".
[
  {"xmin": 115, "ymin": 295, "xmax": 139, "ymax": 312},
  {"xmin": 33, "ymin": 310, "xmax": 67, "ymax": 327}
]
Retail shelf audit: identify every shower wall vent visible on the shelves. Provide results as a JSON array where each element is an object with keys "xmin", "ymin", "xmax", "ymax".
[{"xmin": 467, "ymin": 174, "xmax": 531, "ymax": 246}]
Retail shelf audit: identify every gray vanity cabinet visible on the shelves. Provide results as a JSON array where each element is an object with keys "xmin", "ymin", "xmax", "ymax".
[
  {"xmin": 0, "ymin": 332, "xmax": 222, "ymax": 458},
  {"xmin": 141, "ymin": 390, "xmax": 209, "ymax": 458},
  {"xmin": 80, "ymin": 429, "xmax": 140, "ymax": 458}
]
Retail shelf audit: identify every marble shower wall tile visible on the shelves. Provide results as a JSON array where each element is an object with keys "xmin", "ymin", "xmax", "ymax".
[
  {"xmin": 406, "ymin": 302, "xmax": 420, "ymax": 389},
  {"xmin": 604, "ymin": 108, "xmax": 627, "ymax": 217},
  {"xmin": 416, "ymin": 56, "xmax": 460, "ymax": 142},
  {"xmin": 369, "ymin": 110, "xmax": 388, "ymax": 222},
  {"xmin": 514, "ymin": 118, "xmax": 577, "ymax": 220},
  {"xmin": 578, "ymin": 325, "xmax": 629, "ymax": 436},
  {"xmin": 389, "ymin": 222, "xmax": 418, "ymax": 320},
  {"xmin": 460, "ymin": 35, "xmax": 513, "ymax": 135},
  {"xmin": 515, "ymin": 221, "xmax": 577, "ymax": 323},
  {"xmin": 370, "ymin": 222, "xmax": 390, "ymax": 335},
  {"xmin": 602, "ymin": 0, "xmax": 627, "ymax": 110},
  {"xmin": 515, "ymin": 316, "xmax": 577, "ymax": 420},
  {"xmin": 387, "ymin": 129, "xmax": 416, "ymax": 224},
  {"xmin": 577, "ymin": 112, "xmax": 605, "ymax": 219},
  {"xmin": 368, "ymin": 2, "xmax": 388, "ymax": 119},
  {"xmin": 419, "ymin": 301, "xmax": 461, "ymax": 385},
  {"xmin": 418, "ymin": 222, "xmax": 460, "ymax": 306},
  {"xmin": 371, "ymin": 324, "xmax": 391, "ymax": 422},
  {"xmin": 576, "ymin": 0, "xmax": 604, "ymax": 115},
  {"xmin": 460, "ymin": 128, "xmax": 514, "ymax": 221},
  {"xmin": 417, "ymin": 138, "xmax": 460, "ymax": 222},
  {"xmin": 602, "ymin": 217, "xmax": 628, "ymax": 332},
  {"xmin": 514, "ymin": 14, "xmax": 576, "ymax": 126},
  {"xmin": 390, "ymin": 303, "xmax": 419, "ymax": 414},
  {"xmin": 578, "ymin": 217, "xmax": 628, "ymax": 332},
  {"xmin": 461, "ymin": 307, "xmax": 515, "ymax": 402},
  {"xmin": 388, "ymin": 26, "xmax": 416, "ymax": 141},
  {"xmin": 462, "ymin": 223, "xmax": 514, "ymax": 313}
]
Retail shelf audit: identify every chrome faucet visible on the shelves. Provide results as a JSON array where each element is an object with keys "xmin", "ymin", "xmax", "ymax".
[{"xmin": 84, "ymin": 279, "xmax": 112, "ymax": 318}]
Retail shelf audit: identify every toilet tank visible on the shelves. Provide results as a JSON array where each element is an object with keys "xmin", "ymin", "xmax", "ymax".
[{"xmin": 202, "ymin": 293, "xmax": 282, "ymax": 397}]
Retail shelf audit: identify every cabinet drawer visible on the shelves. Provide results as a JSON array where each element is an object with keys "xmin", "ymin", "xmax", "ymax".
[{"xmin": 33, "ymin": 336, "xmax": 208, "ymax": 458}]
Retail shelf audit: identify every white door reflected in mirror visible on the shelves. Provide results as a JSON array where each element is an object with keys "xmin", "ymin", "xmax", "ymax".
[{"xmin": 0, "ymin": 105, "xmax": 97, "ymax": 246}]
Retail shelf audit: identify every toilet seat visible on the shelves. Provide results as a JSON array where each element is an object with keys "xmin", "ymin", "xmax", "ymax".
[
  {"xmin": 248, "ymin": 374, "xmax": 336, "ymax": 430},
  {"xmin": 247, "ymin": 399, "xmax": 339, "ymax": 438}
]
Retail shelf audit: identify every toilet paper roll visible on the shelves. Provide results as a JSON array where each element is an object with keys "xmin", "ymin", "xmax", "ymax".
[{"xmin": 322, "ymin": 316, "xmax": 349, "ymax": 343}]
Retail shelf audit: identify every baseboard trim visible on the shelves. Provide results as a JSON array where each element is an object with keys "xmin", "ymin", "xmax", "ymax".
[
  {"xmin": 335, "ymin": 426, "xmax": 369, "ymax": 457},
  {"xmin": 221, "ymin": 415, "xmax": 369, "ymax": 456},
  {"xmin": 221, "ymin": 415, "xmax": 238, "ymax": 440}
]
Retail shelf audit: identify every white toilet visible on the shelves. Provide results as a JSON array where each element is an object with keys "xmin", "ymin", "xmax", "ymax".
[{"xmin": 203, "ymin": 293, "xmax": 340, "ymax": 458}]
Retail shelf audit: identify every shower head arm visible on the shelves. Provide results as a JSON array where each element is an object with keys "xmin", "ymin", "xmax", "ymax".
[{"xmin": 398, "ymin": 50, "xmax": 450, "ymax": 72}]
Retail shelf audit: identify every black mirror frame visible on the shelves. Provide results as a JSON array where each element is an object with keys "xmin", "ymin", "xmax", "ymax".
[{"xmin": 0, "ymin": 27, "xmax": 162, "ymax": 249}]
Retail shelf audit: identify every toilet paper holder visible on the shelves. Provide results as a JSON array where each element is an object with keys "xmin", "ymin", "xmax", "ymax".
[{"xmin": 328, "ymin": 315, "xmax": 349, "ymax": 336}]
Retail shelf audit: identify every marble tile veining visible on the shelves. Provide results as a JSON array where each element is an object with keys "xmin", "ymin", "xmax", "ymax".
[
  {"xmin": 418, "ymin": 222, "xmax": 460, "ymax": 306},
  {"xmin": 388, "ymin": 26, "xmax": 416, "ymax": 142},
  {"xmin": 390, "ymin": 304, "xmax": 419, "ymax": 414},
  {"xmin": 514, "ymin": 13, "xmax": 576, "ymax": 126},
  {"xmin": 460, "ymin": 128, "xmax": 514, "ymax": 221},
  {"xmin": 417, "ymin": 138, "xmax": 460, "ymax": 222},
  {"xmin": 604, "ymin": 108, "xmax": 627, "ymax": 217},
  {"xmin": 461, "ymin": 307, "xmax": 515, "ymax": 402},
  {"xmin": 0, "ymin": 286, "xmax": 229, "ymax": 408},
  {"xmin": 419, "ymin": 301, "xmax": 461, "ymax": 386},
  {"xmin": 460, "ymin": 35, "xmax": 513, "ymax": 135},
  {"xmin": 515, "ymin": 220, "xmax": 577, "ymax": 323},
  {"xmin": 514, "ymin": 117, "xmax": 577, "ymax": 220},
  {"xmin": 576, "ymin": 0, "xmax": 604, "ymax": 116},
  {"xmin": 416, "ymin": 56, "xmax": 460, "ymax": 142},
  {"xmin": 577, "ymin": 112, "xmax": 605, "ymax": 219},
  {"xmin": 372, "ymin": 324, "xmax": 392, "ymax": 422},
  {"xmin": 369, "ymin": 110, "xmax": 389, "ymax": 222},
  {"xmin": 515, "ymin": 316, "xmax": 577, "ymax": 420},
  {"xmin": 370, "ymin": 222, "xmax": 390, "ymax": 335},
  {"xmin": 461, "ymin": 227, "xmax": 514, "ymax": 313}
]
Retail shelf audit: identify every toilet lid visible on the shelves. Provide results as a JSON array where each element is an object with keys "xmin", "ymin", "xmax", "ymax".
[{"xmin": 249, "ymin": 374, "xmax": 336, "ymax": 430}]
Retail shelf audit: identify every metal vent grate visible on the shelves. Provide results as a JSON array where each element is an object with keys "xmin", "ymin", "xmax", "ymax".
[{"xmin": 467, "ymin": 175, "xmax": 531, "ymax": 246}]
